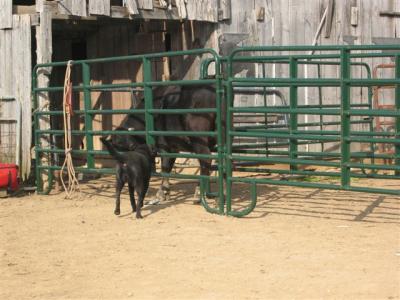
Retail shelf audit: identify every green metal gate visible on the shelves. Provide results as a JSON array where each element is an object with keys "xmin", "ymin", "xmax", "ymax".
[
  {"xmin": 224, "ymin": 45, "xmax": 400, "ymax": 217},
  {"xmin": 33, "ymin": 49, "xmax": 226, "ymax": 214},
  {"xmin": 33, "ymin": 45, "xmax": 400, "ymax": 217}
]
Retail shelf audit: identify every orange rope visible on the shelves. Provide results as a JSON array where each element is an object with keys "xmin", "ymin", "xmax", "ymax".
[{"xmin": 60, "ymin": 61, "xmax": 80, "ymax": 199}]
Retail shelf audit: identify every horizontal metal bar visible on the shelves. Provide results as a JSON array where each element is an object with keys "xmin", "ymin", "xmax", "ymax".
[
  {"xmin": 347, "ymin": 162, "xmax": 400, "ymax": 171},
  {"xmin": 233, "ymin": 167, "xmax": 400, "ymax": 180},
  {"xmin": 149, "ymin": 108, "xmax": 217, "ymax": 114},
  {"xmin": 158, "ymin": 152, "xmax": 217, "ymax": 159},
  {"xmin": 346, "ymin": 136, "xmax": 400, "ymax": 144},
  {"xmin": 230, "ymin": 155, "xmax": 340, "ymax": 167},
  {"xmin": 230, "ymin": 131, "xmax": 340, "ymax": 141},
  {"xmin": 347, "ymin": 109, "xmax": 400, "ymax": 117},
  {"xmin": 229, "ymin": 78, "xmax": 400, "ymax": 87},
  {"xmin": 230, "ymin": 107, "xmax": 341, "ymax": 115},
  {"xmin": 36, "ymin": 165, "xmax": 219, "ymax": 181},
  {"xmin": 36, "ymin": 130, "xmax": 147, "ymax": 136},
  {"xmin": 229, "ymin": 176, "xmax": 400, "ymax": 196},
  {"xmin": 34, "ymin": 48, "xmax": 219, "ymax": 69},
  {"xmin": 149, "ymin": 131, "xmax": 217, "ymax": 137}
]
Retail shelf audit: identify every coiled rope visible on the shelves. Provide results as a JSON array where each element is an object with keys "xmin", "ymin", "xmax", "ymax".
[{"xmin": 60, "ymin": 60, "xmax": 80, "ymax": 198}]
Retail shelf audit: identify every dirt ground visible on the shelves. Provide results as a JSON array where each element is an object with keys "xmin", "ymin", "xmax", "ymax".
[{"xmin": 1, "ymin": 175, "xmax": 399, "ymax": 300}]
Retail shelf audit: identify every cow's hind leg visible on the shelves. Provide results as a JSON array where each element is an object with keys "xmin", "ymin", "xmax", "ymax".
[
  {"xmin": 128, "ymin": 183, "xmax": 136, "ymax": 213},
  {"xmin": 115, "ymin": 179, "xmax": 125, "ymax": 215},
  {"xmin": 151, "ymin": 157, "xmax": 175, "ymax": 205}
]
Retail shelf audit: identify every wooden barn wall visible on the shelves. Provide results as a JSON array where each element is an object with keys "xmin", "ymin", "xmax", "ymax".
[
  {"xmin": 36, "ymin": 0, "xmax": 219, "ymax": 22},
  {"xmin": 0, "ymin": 15, "xmax": 31, "ymax": 178},
  {"xmin": 220, "ymin": 0, "xmax": 400, "ymax": 152}
]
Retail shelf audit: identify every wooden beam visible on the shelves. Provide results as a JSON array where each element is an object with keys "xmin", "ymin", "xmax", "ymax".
[
  {"xmin": 36, "ymin": 5, "xmax": 53, "ymax": 189},
  {"xmin": 218, "ymin": 0, "xmax": 231, "ymax": 21},
  {"xmin": 12, "ymin": 15, "xmax": 32, "ymax": 179},
  {"xmin": 324, "ymin": 0, "xmax": 335, "ymax": 38},
  {"xmin": 138, "ymin": 0, "xmax": 153, "ymax": 10},
  {"xmin": 0, "ymin": 0, "xmax": 13, "ymax": 29},
  {"xmin": 125, "ymin": 0, "xmax": 139, "ymax": 15},
  {"xmin": 89, "ymin": 0, "xmax": 111, "ymax": 16},
  {"xmin": 379, "ymin": 11, "xmax": 400, "ymax": 17}
]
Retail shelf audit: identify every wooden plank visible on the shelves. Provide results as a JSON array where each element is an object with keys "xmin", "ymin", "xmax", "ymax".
[
  {"xmin": 2, "ymin": 28, "xmax": 13, "ymax": 98},
  {"xmin": 175, "ymin": 0, "xmax": 187, "ymax": 19},
  {"xmin": 36, "ymin": 7, "xmax": 53, "ymax": 188},
  {"xmin": 324, "ymin": 0, "xmax": 335, "ymax": 38},
  {"xmin": 137, "ymin": 0, "xmax": 153, "ymax": 10},
  {"xmin": 218, "ymin": 0, "xmax": 231, "ymax": 20},
  {"xmin": 58, "ymin": 0, "xmax": 87, "ymax": 17},
  {"xmin": 187, "ymin": 0, "xmax": 218, "ymax": 22},
  {"xmin": 36, "ymin": 0, "xmax": 44, "ymax": 12},
  {"xmin": 12, "ymin": 15, "xmax": 31, "ymax": 179},
  {"xmin": 187, "ymin": 0, "xmax": 201, "ymax": 21},
  {"xmin": 72, "ymin": 0, "xmax": 87, "ymax": 16},
  {"xmin": 89, "ymin": 0, "xmax": 111, "ymax": 16},
  {"xmin": 58, "ymin": 0, "xmax": 73, "ymax": 15},
  {"xmin": 379, "ymin": 10, "xmax": 400, "ymax": 17},
  {"xmin": 0, "ymin": 0, "xmax": 12, "ymax": 29},
  {"xmin": 125, "ymin": 0, "xmax": 139, "ymax": 15}
]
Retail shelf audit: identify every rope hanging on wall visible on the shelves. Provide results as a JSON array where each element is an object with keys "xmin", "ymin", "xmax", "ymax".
[{"xmin": 60, "ymin": 61, "xmax": 80, "ymax": 199}]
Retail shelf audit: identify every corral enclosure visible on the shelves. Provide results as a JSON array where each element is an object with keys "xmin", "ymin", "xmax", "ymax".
[{"xmin": 1, "ymin": 0, "xmax": 400, "ymax": 179}]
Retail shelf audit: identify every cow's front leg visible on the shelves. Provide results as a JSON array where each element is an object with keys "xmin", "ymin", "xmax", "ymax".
[
  {"xmin": 156, "ymin": 177, "xmax": 171, "ymax": 202},
  {"xmin": 150, "ymin": 157, "xmax": 175, "ymax": 205}
]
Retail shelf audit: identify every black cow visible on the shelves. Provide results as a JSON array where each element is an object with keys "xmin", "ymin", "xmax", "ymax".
[{"xmin": 112, "ymin": 84, "xmax": 218, "ymax": 204}]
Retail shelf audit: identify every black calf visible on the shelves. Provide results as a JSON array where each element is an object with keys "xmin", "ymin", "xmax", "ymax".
[{"xmin": 100, "ymin": 137, "xmax": 156, "ymax": 219}]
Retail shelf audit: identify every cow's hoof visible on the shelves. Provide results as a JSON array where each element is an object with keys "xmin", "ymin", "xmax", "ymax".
[
  {"xmin": 114, "ymin": 210, "xmax": 120, "ymax": 215},
  {"xmin": 136, "ymin": 214, "xmax": 143, "ymax": 219}
]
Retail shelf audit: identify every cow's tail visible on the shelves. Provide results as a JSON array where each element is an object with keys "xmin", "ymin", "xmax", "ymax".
[{"xmin": 100, "ymin": 137, "xmax": 126, "ymax": 164}]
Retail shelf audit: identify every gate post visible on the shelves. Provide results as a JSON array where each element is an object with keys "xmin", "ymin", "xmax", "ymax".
[
  {"xmin": 395, "ymin": 55, "xmax": 400, "ymax": 176},
  {"xmin": 142, "ymin": 57, "xmax": 155, "ymax": 146},
  {"xmin": 225, "ymin": 77, "xmax": 234, "ymax": 214},
  {"xmin": 340, "ymin": 48, "xmax": 351, "ymax": 188},
  {"xmin": 82, "ymin": 62, "xmax": 94, "ymax": 169},
  {"xmin": 215, "ymin": 57, "xmax": 225, "ymax": 215},
  {"xmin": 289, "ymin": 57, "xmax": 298, "ymax": 171}
]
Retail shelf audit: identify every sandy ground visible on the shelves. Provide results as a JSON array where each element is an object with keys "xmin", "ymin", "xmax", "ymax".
[{"xmin": 1, "ymin": 175, "xmax": 399, "ymax": 300}]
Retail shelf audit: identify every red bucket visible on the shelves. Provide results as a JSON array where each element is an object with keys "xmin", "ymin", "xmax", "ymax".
[{"xmin": 0, "ymin": 163, "xmax": 19, "ymax": 192}]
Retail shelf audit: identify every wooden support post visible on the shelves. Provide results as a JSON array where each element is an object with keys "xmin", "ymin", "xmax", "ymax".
[
  {"xmin": 36, "ymin": 5, "xmax": 53, "ymax": 190},
  {"xmin": 12, "ymin": 15, "xmax": 32, "ymax": 180},
  {"xmin": 0, "ymin": 0, "xmax": 12, "ymax": 29}
]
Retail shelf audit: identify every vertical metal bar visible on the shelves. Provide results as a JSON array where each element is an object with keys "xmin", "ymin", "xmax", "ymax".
[
  {"xmin": 262, "ymin": 63, "xmax": 269, "ymax": 157},
  {"xmin": 215, "ymin": 57, "xmax": 225, "ymax": 215},
  {"xmin": 142, "ymin": 57, "xmax": 155, "ymax": 146},
  {"xmin": 225, "ymin": 79, "xmax": 234, "ymax": 214},
  {"xmin": 82, "ymin": 63, "xmax": 94, "ymax": 169},
  {"xmin": 32, "ymin": 69, "xmax": 43, "ymax": 193},
  {"xmin": 395, "ymin": 55, "xmax": 400, "ymax": 175},
  {"xmin": 340, "ymin": 49, "xmax": 351, "ymax": 188},
  {"xmin": 289, "ymin": 57, "xmax": 298, "ymax": 171},
  {"xmin": 317, "ymin": 64, "xmax": 324, "ymax": 152}
]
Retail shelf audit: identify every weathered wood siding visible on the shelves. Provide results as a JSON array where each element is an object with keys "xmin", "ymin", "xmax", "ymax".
[
  {"xmin": 186, "ymin": 0, "xmax": 218, "ymax": 22},
  {"xmin": 89, "ymin": 0, "xmax": 111, "ymax": 16},
  {"xmin": 125, "ymin": 0, "xmax": 139, "ymax": 15},
  {"xmin": 58, "ymin": 0, "xmax": 87, "ymax": 17},
  {"xmin": 137, "ymin": 0, "xmax": 153, "ymax": 10},
  {"xmin": 36, "ymin": 6, "xmax": 53, "ymax": 185},
  {"xmin": 0, "ymin": 0, "xmax": 12, "ymax": 29},
  {"xmin": 0, "ymin": 15, "xmax": 31, "ymax": 178}
]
